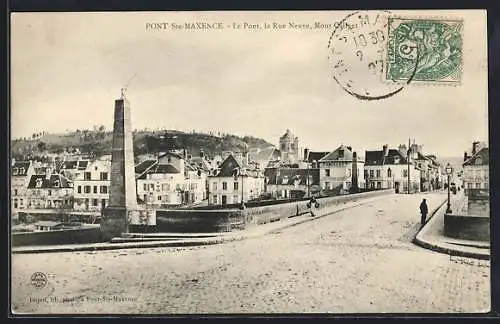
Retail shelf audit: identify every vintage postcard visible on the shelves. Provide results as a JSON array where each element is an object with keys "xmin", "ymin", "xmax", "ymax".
[{"xmin": 10, "ymin": 10, "xmax": 489, "ymax": 314}]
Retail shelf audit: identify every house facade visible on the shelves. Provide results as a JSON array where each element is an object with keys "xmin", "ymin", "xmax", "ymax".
[
  {"xmin": 208, "ymin": 154, "xmax": 265, "ymax": 205},
  {"xmin": 26, "ymin": 174, "xmax": 74, "ymax": 209},
  {"xmin": 136, "ymin": 152, "xmax": 207, "ymax": 206},
  {"xmin": 73, "ymin": 160, "xmax": 111, "ymax": 212},
  {"xmin": 463, "ymin": 145, "xmax": 489, "ymax": 192},
  {"xmin": 264, "ymin": 167, "xmax": 320, "ymax": 199},
  {"xmin": 318, "ymin": 145, "xmax": 365, "ymax": 192},
  {"xmin": 11, "ymin": 161, "xmax": 36, "ymax": 217},
  {"xmin": 364, "ymin": 145, "xmax": 420, "ymax": 193}
]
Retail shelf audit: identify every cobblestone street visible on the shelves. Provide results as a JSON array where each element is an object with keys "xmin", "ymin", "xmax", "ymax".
[{"xmin": 11, "ymin": 193, "xmax": 490, "ymax": 314}]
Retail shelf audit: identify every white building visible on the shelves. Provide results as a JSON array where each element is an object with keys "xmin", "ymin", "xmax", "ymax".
[
  {"xmin": 73, "ymin": 159, "xmax": 111, "ymax": 212},
  {"xmin": 11, "ymin": 161, "xmax": 36, "ymax": 217},
  {"xmin": 318, "ymin": 145, "xmax": 365, "ymax": 192},
  {"xmin": 364, "ymin": 145, "xmax": 421, "ymax": 193},
  {"xmin": 208, "ymin": 154, "xmax": 265, "ymax": 205},
  {"xmin": 136, "ymin": 152, "xmax": 206, "ymax": 206},
  {"xmin": 462, "ymin": 144, "xmax": 489, "ymax": 192}
]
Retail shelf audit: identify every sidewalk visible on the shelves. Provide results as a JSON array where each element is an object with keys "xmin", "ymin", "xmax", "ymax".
[
  {"xmin": 12, "ymin": 194, "xmax": 391, "ymax": 254},
  {"xmin": 413, "ymin": 191, "xmax": 490, "ymax": 260}
]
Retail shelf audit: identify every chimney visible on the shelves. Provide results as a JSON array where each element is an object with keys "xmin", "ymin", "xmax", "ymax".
[
  {"xmin": 304, "ymin": 148, "xmax": 309, "ymax": 161},
  {"xmin": 383, "ymin": 145, "xmax": 389, "ymax": 157},
  {"xmin": 347, "ymin": 146, "xmax": 352, "ymax": 151},
  {"xmin": 472, "ymin": 141, "xmax": 479, "ymax": 155},
  {"xmin": 464, "ymin": 152, "xmax": 468, "ymax": 162},
  {"xmin": 200, "ymin": 150, "xmax": 205, "ymax": 158}
]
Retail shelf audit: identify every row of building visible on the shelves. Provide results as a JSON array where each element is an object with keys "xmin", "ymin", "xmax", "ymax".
[{"xmin": 10, "ymin": 129, "xmax": 488, "ymax": 217}]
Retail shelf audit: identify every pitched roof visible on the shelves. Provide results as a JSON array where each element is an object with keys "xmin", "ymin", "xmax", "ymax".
[
  {"xmin": 264, "ymin": 167, "xmax": 320, "ymax": 186},
  {"xmin": 212, "ymin": 154, "xmax": 247, "ymax": 177},
  {"xmin": 135, "ymin": 160, "xmax": 157, "ymax": 175},
  {"xmin": 463, "ymin": 147, "xmax": 488, "ymax": 166},
  {"xmin": 365, "ymin": 149, "xmax": 408, "ymax": 165},
  {"xmin": 12, "ymin": 161, "xmax": 31, "ymax": 176},
  {"xmin": 248, "ymin": 146, "xmax": 275, "ymax": 168},
  {"xmin": 60, "ymin": 160, "xmax": 78, "ymax": 170},
  {"xmin": 319, "ymin": 145, "xmax": 355, "ymax": 162},
  {"xmin": 27, "ymin": 174, "xmax": 73, "ymax": 189},
  {"xmin": 189, "ymin": 157, "xmax": 212, "ymax": 171},
  {"xmin": 305, "ymin": 151, "xmax": 329, "ymax": 163}
]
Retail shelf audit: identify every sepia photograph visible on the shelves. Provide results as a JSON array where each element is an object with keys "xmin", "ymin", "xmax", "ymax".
[{"xmin": 9, "ymin": 10, "xmax": 490, "ymax": 314}]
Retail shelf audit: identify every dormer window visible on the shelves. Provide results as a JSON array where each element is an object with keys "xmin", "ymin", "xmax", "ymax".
[
  {"xmin": 12, "ymin": 168, "xmax": 18, "ymax": 175},
  {"xmin": 35, "ymin": 178, "xmax": 43, "ymax": 188},
  {"xmin": 282, "ymin": 176, "xmax": 289, "ymax": 185},
  {"xmin": 475, "ymin": 157, "xmax": 482, "ymax": 165},
  {"xmin": 54, "ymin": 180, "xmax": 60, "ymax": 188},
  {"xmin": 19, "ymin": 168, "xmax": 25, "ymax": 174}
]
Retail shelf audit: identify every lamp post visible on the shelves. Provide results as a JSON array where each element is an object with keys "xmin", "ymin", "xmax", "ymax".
[{"xmin": 445, "ymin": 163, "xmax": 453, "ymax": 214}]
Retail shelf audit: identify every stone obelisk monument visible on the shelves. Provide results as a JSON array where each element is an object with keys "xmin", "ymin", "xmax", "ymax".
[{"xmin": 100, "ymin": 89, "xmax": 138, "ymax": 240}]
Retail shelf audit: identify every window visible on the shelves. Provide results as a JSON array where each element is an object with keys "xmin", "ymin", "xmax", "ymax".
[
  {"xmin": 364, "ymin": 170, "xmax": 368, "ymax": 179},
  {"xmin": 100, "ymin": 186, "xmax": 108, "ymax": 194},
  {"xmin": 84, "ymin": 186, "xmax": 91, "ymax": 194},
  {"xmin": 84, "ymin": 172, "xmax": 91, "ymax": 180},
  {"xmin": 325, "ymin": 182, "xmax": 331, "ymax": 190},
  {"xmin": 325, "ymin": 169, "xmax": 330, "ymax": 177},
  {"xmin": 234, "ymin": 182, "xmax": 239, "ymax": 190},
  {"xmin": 377, "ymin": 182, "xmax": 382, "ymax": 189},
  {"xmin": 403, "ymin": 169, "xmax": 408, "ymax": 177},
  {"xmin": 14, "ymin": 189, "xmax": 18, "ymax": 196},
  {"xmin": 376, "ymin": 170, "xmax": 381, "ymax": 178},
  {"xmin": 12, "ymin": 168, "xmax": 18, "ymax": 175},
  {"xmin": 213, "ymin": 182, "xmax": 217, "ymax": 191},
  {"xmin": 467, "ymin": 183, "xmax": 472, "ymax": 189},
  {"xmin": 475, "ymin": 183, "xmax": 481, "ymax": 189},
  {"xmin": 370, "ymin": 182, "xmax": 375, "ymax": 189},
  {"xmin": 143, "ymin": 183, "xmax": 147, "ymax": 191},
  {"xmin": 77, "ymin": 186, "xmax": 82, "ymax": 194},
  {"xmin": 369, "ymin": 170, "xmax": 374, "ymax": 178},
  {"xmin": 19, "ymin": 199, "xmax": 24, "ymax": 207},
  {"xmin": 93, "ymin": 186, "xmax": 98, "ymax": 194},
  {"xmin": 484, "ymin": 183, "xmax": 489, "ymax": 189},
  {"xmin": 387, "ymin": 169, "xmax": 392, "ymax": 178},
  {"xmin": 475, "ymin": 157, "xmax": 482, "ymax": 165},
  {"xmin": 92, "ymin": 199, "xmax": 98, "ymax": 206},
  {"xmin": 100, "ymin": 172, "xmax": 108, "ymax": 181},
  {"xmin": 213, "ymin": 195, "xmax": 218, "ymax": 204},
  {"xmin": 48, "ymin": 190, "xmax": 52, "ymax": 196},
  {"xmin": 223, "ymin": 182, "xmax": 227, "ymax": 190},
  {"xmin": 158, "ymin": 195, "xmax": 162, "ymax": 201},
  {"xmin": 347, "ymin": 169, "xmax": 352, "ymax": 177},
  {"xmin": 233, "ymin": 195, "xmax": 239, "ymax": 203},
  {"xmin": 13, "ymin": 199, "xmax": 18, "ymax": 208},
  {"xmin": 282, "ymin": 176, "xmax": 288, "ymax": 185}
]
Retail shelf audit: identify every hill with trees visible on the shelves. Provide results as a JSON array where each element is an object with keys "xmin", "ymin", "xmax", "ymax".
[{"xmin": 11, "ymin": 127, "xmax": 275, "ymax": 161}]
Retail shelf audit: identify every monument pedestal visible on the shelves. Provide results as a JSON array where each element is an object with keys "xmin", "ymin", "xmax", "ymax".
[{"xmin": 100, "ymin": 206, "xmax": 130, "ymax": 241}]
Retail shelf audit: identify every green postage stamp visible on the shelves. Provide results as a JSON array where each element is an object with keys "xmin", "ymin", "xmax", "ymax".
[{"xmin": 386, "ymin": 17, "xmax": 464, "ymax": 84}]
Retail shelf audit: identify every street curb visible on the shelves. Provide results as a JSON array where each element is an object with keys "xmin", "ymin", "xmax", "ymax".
[
  {"xmin": 12, "ymin": 196, "xmax": 390, "ymax": 254},
  {"xmin": 412, "ymin": 198, "xmax": 490, "ymax": 260},
  {"xmin": 11, "ymin": 235, "xmax": 247, "ymax": 254}
]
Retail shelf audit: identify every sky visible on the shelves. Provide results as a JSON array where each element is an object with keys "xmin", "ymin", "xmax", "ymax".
[{"xmin": 10, "ymin": 10, "xmax": 488, "ymax": 157}]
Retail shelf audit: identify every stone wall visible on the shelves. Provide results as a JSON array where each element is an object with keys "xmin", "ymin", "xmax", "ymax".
[
  {"xmin": 149, "ymin": 189, "xmax": 394, "ymax": 233},
  {"xmin": 444, "ymin": 214, "xmax": 490, "ymax": 242},
  {"xmin": 12, "ymin": 227, "xmax": 104, "ymax": 247}
]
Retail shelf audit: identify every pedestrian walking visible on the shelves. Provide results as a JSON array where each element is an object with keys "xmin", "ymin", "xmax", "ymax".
[
  {"xmin": 420, "ymin": 198, "xmax": 428, "ymax": 227},
  {"xmin": 307, "ymin": 195, "xmax": 319, "ymax": 217}
]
